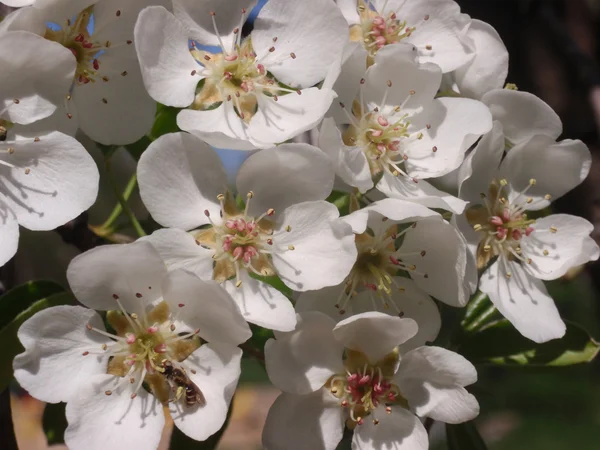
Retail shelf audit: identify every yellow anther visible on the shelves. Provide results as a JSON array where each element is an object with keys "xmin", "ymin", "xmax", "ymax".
[
  {"xmin": 550, "ymin": 226, "xmax": 558, "ymax": 233},
  {"xmin": 500, "ymin": 179, "xmax": 508, "ymax": 186},
  {"xmin": 529, "ymin": 178, "xmax": 537, "ymax": 186},
  {"xmin": 247, "ymin": 191, "xmax": 254, "ymax": 199}
]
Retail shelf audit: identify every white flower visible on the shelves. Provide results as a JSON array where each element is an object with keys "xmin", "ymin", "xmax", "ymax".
[
  {"xmin": 5, "ymin": 0, "xmax": 163, "ymax": 145},
  {"xmin": 14, "ymin": 241, "xmax": 251, "ymax": 450},
  {"xmin": 134, "ymin": 0, "xmax": 348, "ymax": 150},
  {"xmin": 263, "ymin": 311, "xmax": 479, "ymax": 450},
  {"xmin": 297, "ymin": 198, "xmax": 476, "ymax": 349},
  {"xmin": 321, "ymin": 45, "xmax": 492, "ymax": 212},
  {"xmin": 136, "ymin": 132, "xmax": 357, "ymax": 331},
  {"xmin": 457, "ymin": 121, "xmax": 599, "ymax": 343},
  {"xmin": 337, "ymin": 0, "xmax": 473, "ymax": 73}
]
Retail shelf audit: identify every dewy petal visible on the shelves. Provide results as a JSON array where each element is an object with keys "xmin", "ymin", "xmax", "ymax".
[
  {"xmin": 0, "ymin": 31, "xmax": 75, "ymax": 125},
  {"xmin": 457, "ymin": 121, "xmax": 505, "ymax": 205},
  {"xmin": 173, "ymin": 0, "xmax": 258, "ymax": 50},
  {"xmin": 141, "ymin": 228, "xmax": 214, "ymax": 281},
  {"xmin": 397, "ymin": 346, "xmax": 479, "ymax": 423},
  {"xmin": 162, "ymin": 269, "xmax": 251, "ymax": 345},
  {"xmin": 248, "ymin": 88, "xmax": 336, "ymax": 148},
  {"xmin": 171, "ymin": 343, "xmax": 242, "ymax": 441},
  {"xmin": 65, "ymin": 374, "xmax": 165, "ymax": 450},
  {"xmin": 318, "ymin": 117, "xmax": 373, "ymax": 193},
  {"xmin": 365, "ymin": 46, "xmax": 441, "ymax": 115},
  {"xmin": 353, "ymin": 405, "xmax": 428, "ymax": 450},
  {"xmin": 454, "ymin": 20, "xmax": 508, "ymax": 99},
  {"xmin": 265, "ymin": 311, "xmax": 344, "ymax": 395},
  {"xmin": 14, "ymin": 306, "xmax": 111, "ymax": 404},
  {"xmin": 177, "ymin": 102, "xmax": 257, "ymax": 151},
  {"xmin": 400, "ymin": 217, "xmax": 472, "ymax": 307},
  {"xmin": 0, "ymin": 132, "xmax": 99, "ymax": 231},
  {"xmin": 480, "ymin": 260, "xmax": 566, "ymax": 343},
  {"xmin": 224, "ymin": 272, "xmax": 297, "ymax": 332},
  {"xmin": 332, "ymin": 312, "xmax": 418, "ymax": 363},
  {"xmin": 272, "ymin": 201, "xmax": 357, "ymax": 291},
  {"xmin": 236, "ymin": 143, "xmax": 334, "ymax": 217},
  {"xmin": 0, "ymin": 194, "xmax": 19, "ymax": 267},
  {"xmin": 253, "ymin": 0, "xmax": 349, "ymax": 88},
  {"xmin": 482, "ymin": 89, "xmax": 562, "ymax": 145},
  {"xmin": 406, "ymin": 97, "xmax": 493, "ymax": 178},
  {"xmin": 67, "ymin": 241, "xmax": 166, "ymax": 314},
  {"xmin": 137, "ymin": 132, "xmax": 227, "ymax": 229},
  {"xmin": 377, "ymin": 172, "xmax": 467, "ymax": 214},
  {"xmin": 135, "ymin": 6, "xmax": 201, "ymax": 107},
  {"xmin": 522, "ymin": 215, "xmax": 600, "ymax": 281},
  {"xmin": 499, "ymin": 135, "xmax": 591, "ymax": 210},
  {"xmin": 263, "ymin": 390, "xmax": 345, "ymax": 450},
  {"xmin": 350, "ymin": 278, "xmax": 441, "ymax": 352}
]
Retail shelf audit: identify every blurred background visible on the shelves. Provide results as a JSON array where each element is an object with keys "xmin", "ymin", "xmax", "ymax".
[{"xmin": 3, "ymin": 0, "xmax": 600, "ymax": 449}]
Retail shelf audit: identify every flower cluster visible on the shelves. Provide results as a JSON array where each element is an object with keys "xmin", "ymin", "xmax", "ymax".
[{"xmin": 3, "ymin": 0, "xmax": 598, "ymax": 449}]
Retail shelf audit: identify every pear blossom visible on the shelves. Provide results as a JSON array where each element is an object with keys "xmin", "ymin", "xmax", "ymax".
[
  {"xmin": 263, "ymin": 311, "xmax": 479, "ymax": 450},
  {"xmin": 320, "ymin": 45, "xmax": 492, "ymax": 212},
  {"xmin": 336, "ymin": 0, "xmax": 473, "ymax": 73},
  {"xmin": 4, "ymin": 0, "xmax": 162, "ymax": 145},
  {"xmin": 134, "ymin": 0, "xmax": 348, "ymax": 150},
  {"xmin": 136, "ymin": 132, "xmax": 357, "ymax": 331},
  {"xmin": 14, "ymin": 241, "xmax": 252, "ymax": 450},
  {"xmin": 457, "ymin": 120, "xmax": 599, "ymax": 343}
]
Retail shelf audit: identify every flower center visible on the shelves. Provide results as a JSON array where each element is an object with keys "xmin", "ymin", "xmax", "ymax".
[
  {"xmin": 194, "ymin": 191, "xmax": 294, "ymax": 287},
  {"xmin": 467, "ymin": 178, "xmax": 554, "ymax": 274},
  {"xmin": 189, "ymin": 10, "xmax": 300, "ymax": 122},
  {"xmin": 327, "ymin": 348, "xmax": 407, "ymax": 427},
  {"xmin": 335, "ymin": 220, "xmax": 426, "ymax": 315}
]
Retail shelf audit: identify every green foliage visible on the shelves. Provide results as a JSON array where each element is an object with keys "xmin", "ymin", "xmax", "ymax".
[
  {"xmin": 457, "ymin": 319, "xmax": 599, "ymax": 367},
  {"xmin": 0, "ymin": 280, "xmax": 64, "ymax": 330},
  {"xmin": 149, "ymin": 103, "xmax": 181, "ymax": 140},
  {"xmin": 446, "ymin": 422, "xmax": 488, "ymax": 450}
]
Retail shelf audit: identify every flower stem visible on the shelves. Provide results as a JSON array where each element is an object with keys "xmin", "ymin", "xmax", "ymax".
[{"xmin": 99, "ymin": 173, "xmax": 139, "ymax": 232}]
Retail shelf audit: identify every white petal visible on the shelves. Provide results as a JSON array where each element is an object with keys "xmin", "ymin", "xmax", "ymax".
[
  {"xmin": 400, "ymin": 217, "xmax": 471, "ymax": 307},
  {"xmin": 377, "ymin": 172, "xmax": 467, "ymax": 214},
  {"xmin": 480, "ymin": 260, "xmax": 566, "ymax": 343},
  {"xmin": 137, "ymin": 132, "xmax": 226, "ymax": 229},
  {"xmin": 253, "ymin": 0, "xmax": 349, "ymax": 88},
  {"xmin": 11, "ymin": 103, "xmax": 79, "ymax": 139},
  {"xmin": 67, "ymin": 241, "xmax": 166, "ymax": 314},
  {"xmin": 454, "ymin": 20, "xmax": 508, "ymax": 99},
  {"xmin": 236, "ymin": 143, "xmax": 334, "ymax": 217},
  {"xmin": 332, "ymin": 312, "xmax": 418, "ymax": 363},
  {"xmin": 295, "ymin": 284, "xmax": 352, "ymax": 319},
  {"xmin": 0, "ymin": 132, "xmax": 99, "ymax": 230},
  {"xmin": 224, "ymin": 273, "xmax": 297, "ymax": 332},
  {"xmin": 457, "ymin": 121, "xmax": 505, "ymax": 204},
  {"xmin": 65, "ymin": 374, "xmax": 165, "ymax": 450},
  {"xmin": 162, "ymin": 270, "xmax": 251, "ymax": 345},
  {"xmin": 248, "ymin": 88, "xmax": 336, "ymax": 148},
  {"xmin": 141, "ymin": 228, "xmax": 214, "ymax": 280},
  {"xmin": 1, "ymin": 0, "xmax": 34, "ymax": 6},
  {"xmin": 365, "ymin": 46, "xmax": 441, "ymax": 115},
  {"xmin": 482, "ymin": 89, "xmax": 562, "ymax": 145},
  {"xmin": 272, "ymin": 201, "xmax": 357, "ymax": 291},
  {"xmin": 135, "ymin": 6, "xmax": 201, "ymax": 107},
  {"xmin": 337, "ymin": 0, "xmax": 360, "ymax": 24},
  {"xmin": 406, "ymin": 97, "xmax": 492, "ymax": 178},
  {"xmin": 171, "ymin": 343, "xmax": 242, "ymax": 441},
  {"xmin": 14, "ymin": 306, "xmax": 110, "ymax": 404},
  {"xmin": 350, "ymin": 278, "xmax": 441, "ymax": 351},
  {"xmin": 0, "ymin": 31, "xmax": 74, "ymax": 125},
  {"xmin": 0, "ymin": 195, "xmax": 19, "ymax": 267},
  {"xmin": 263, "ymin": 390, "xmax": 345, "ymax": 450},
  {"xmin": 353, "ymin": 405, "xmax": 428, "ymax": 450},
  {"xmin": 0, "ymin": 7, "xmax": 46, "ymax": 34},
  {"xmin": 398, "ymin": 346, "xmax": 477, "ymax": 386},
  {"xmin": 499, "ymin": 136, "xmax": 591, "ymax": 210},
  {"xmin": 265, "ymin": 311, "xmax": 344, "ymax": 395},
  {"xmin": 177, "ymin": 102, "xmax": 258, "ymax": 150},
  {"xmin": 522, "ymin": 215, "xmax": 600, "ymax": 280},
  {"xmin": 173, "ymin": 0, "xmax": 257, "ymax": 49},
  {"xmin": 318, "ymin": 117, "xmax": 373, "ymax": 192}
]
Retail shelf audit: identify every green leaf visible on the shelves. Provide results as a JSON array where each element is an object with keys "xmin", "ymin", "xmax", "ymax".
[
  {"xmin": 0, "ymin": 292, "xmax": 74, "ymax": 393},
  {"xmin": 0, "ymin": 280, "xmax": 65, "ymax": 330},
  {"xmin": 150, "ymin": 104, "xmax": 181, "ymax": 140},
  {"xmin": 457, "ymin": 319, "xmax": 600, "ymax": 367},
  {"xmin": 124, "ymin": 135, "xmax": 153, "ymax": 161},
  {"xmin": 446, "ymin": 422, "xmax": 488, "ymax": 450}
]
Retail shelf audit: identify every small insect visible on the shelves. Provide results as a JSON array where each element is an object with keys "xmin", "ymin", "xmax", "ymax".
[{"xmin": 161, "ymin": 360, "xmax": 205, "ymax": 407}]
